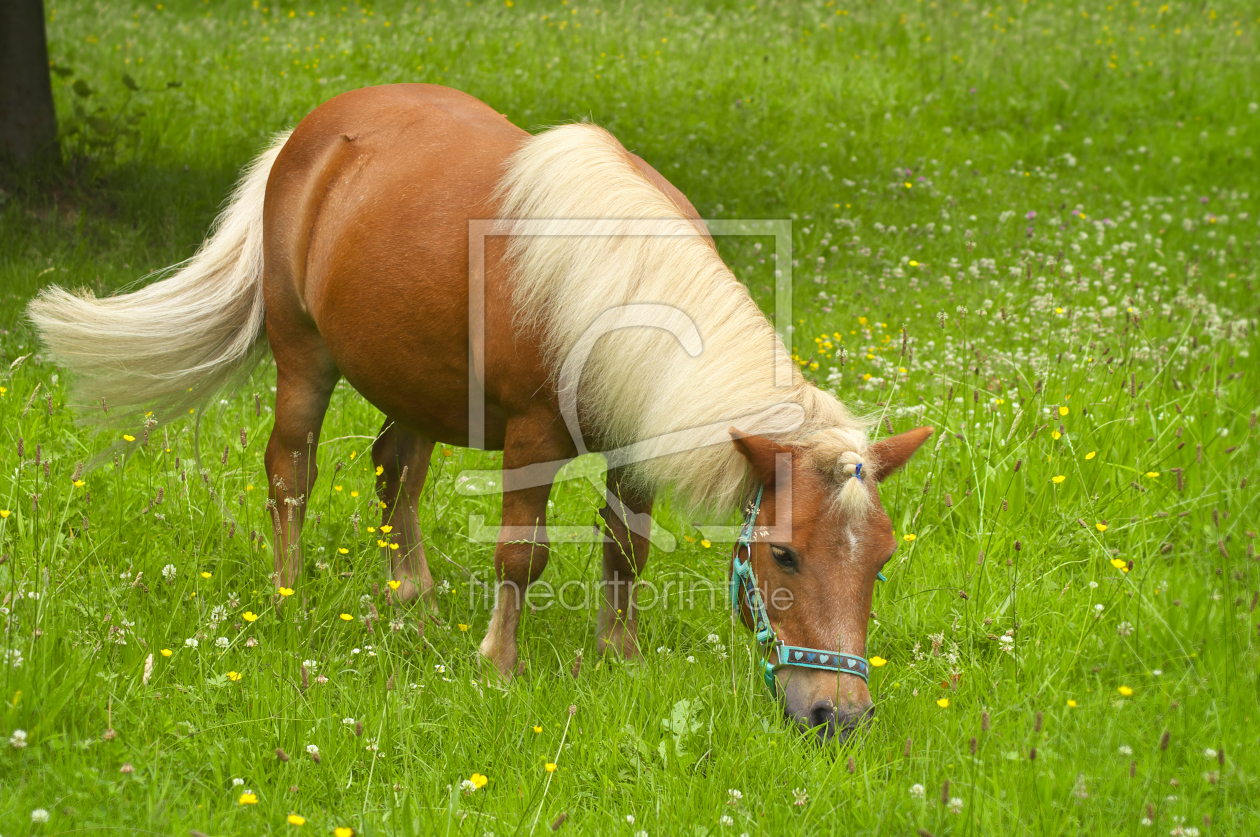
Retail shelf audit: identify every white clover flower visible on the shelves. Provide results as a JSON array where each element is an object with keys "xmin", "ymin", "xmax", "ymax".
[
  {"xmin": 306, "ymin": 744, "xmax": 319, "ymax": 756},
  {"xmin": 626, "ymin": 814, "xmax": 635, "ymax": 824},
  {"xmin": 184, "ymin": 638, "xmax": 199, "ymax": 649},
  {"xmin": 31, "ymin": 808, "xmax": 50, "ymax": 823},
  {"xmin": 727, "ymin": 788, "xmax": 743, "ymax": 805},
  {"xmin": 1204, "ymin": 748, "xmax": 1218, "ymax": 759},
  {"xmin": 1119, "ymin": 745, "xmax": 1133, "ymax": 756},
  {"xmin": 10, "ymin": 728, "xmax": 28, "ymax": 748},
  {"xmin": 909, "ymin": 783, "xmax": 925, "ymax": 799},
  {"xmin": 215, "ymin": 637, "xmax": 229, "ymax": 649},
  {"xmin": 303, "ymin": 659, "xmax": 318, "ymax": 670},
  {"xmin": 232, "ymin": 778, "xmax": 245, "ymax": 786},
  {"xmin": 342, "ymin": 718, "xmax": 355, "ymax": 726},
  {"xmin": 719, "ymin": 814, "xmax": 734, "ymax": 826},
  {"xmin": 947, "ymin": 797, "xmax": 964, "ymax": 814},
  {"xmin": 686, "ymin": 656, "xmax": 696, "ymax": 664},
  {"xmin": 162, "ymin": 564, "xmax": 177, "ymax": 581}
]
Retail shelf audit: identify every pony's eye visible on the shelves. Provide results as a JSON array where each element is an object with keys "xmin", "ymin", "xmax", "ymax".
[{"xmin": 769, "ymin": 545, "xmax": 796, "ymax": 570}]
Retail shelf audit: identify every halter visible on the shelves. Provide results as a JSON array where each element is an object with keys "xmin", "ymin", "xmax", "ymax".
[{"xmin": 728, "ymin": 484, "xmax": 873, "ymax": 695}]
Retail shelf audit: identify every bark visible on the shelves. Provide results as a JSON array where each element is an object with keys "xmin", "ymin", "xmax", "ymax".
[{"xmin": 0, "ymin": 0, "xmax": 58, "ymax": 164}]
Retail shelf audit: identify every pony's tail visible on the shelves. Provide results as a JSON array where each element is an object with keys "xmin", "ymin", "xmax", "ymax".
[{"xmin": 27, "ymin": 131, "xmax": 291, "ymax": 427}]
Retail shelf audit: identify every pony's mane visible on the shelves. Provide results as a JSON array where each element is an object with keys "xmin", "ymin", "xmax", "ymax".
[{"xmin": 497, "ymin": 123, "xmax": 870, "ymax": 514}]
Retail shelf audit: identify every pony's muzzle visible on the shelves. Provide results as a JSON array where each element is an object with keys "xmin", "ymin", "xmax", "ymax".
[{"xmin": 801, "ymin": 700, "xmax": 874, "ymax": 744}]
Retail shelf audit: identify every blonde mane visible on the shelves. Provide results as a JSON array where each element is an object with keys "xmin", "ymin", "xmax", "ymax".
[{"xmin": 498, "ymin": 124, "xmax": 870, "ymax": 513}]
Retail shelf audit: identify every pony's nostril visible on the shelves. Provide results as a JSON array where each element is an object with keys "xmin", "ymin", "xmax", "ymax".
[{"xmin": 807, "ymin": 700, "xmax": 837, "ymax": 735}]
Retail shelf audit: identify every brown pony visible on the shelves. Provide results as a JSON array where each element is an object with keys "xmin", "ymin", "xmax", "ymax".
[{"xmin": 28, "ymin": 84, "xmax": 931, "ymax": 742}]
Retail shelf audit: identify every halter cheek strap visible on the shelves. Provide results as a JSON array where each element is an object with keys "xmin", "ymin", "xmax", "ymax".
[{"xmin": 729, "ymin": 485, "xmax": 874, "ymax": 696}]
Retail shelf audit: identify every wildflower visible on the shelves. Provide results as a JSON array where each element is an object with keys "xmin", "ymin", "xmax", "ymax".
[
  {"xmin": 10, "ymin": 729, "xmax": 27, "ymax": 748},
  {"xmin": 338, "ymin": 548, "xmax": 349, "ymax": 554},
  {"xmin": 162, "ymin": 564, "xmax": 177, "ymax": 580},
  {"xmin": 1085, "ymin": 451, "xmax": 1096, "ymax": 460},
  {"xmin": 245, "ymin": 637, "xmax": 259, "ymax": 648},
  {"xmin": 869, "ymin": 656, "xmax": 887, "ymax": 667},
  {"xmin": 376, "ymin": 465, "xmax": 384, "ymax": 475},
  {"xmin": 469, "ymin": 773, "xmax": 488, "ymax": 790},
  {"xmin": 792, "ymin": 787, "xmax": 809, "ymax": 806},
  {"xmin": 340, "ymin": 613, "xmax": 354, "ymax": 621},
  {"xmin": 458, "ymin": 624, "xmax": 469, "ymax": 632},
  {"xmin": 32, "ymin": 808, "xmax": 51, "ymax": 822},
  {"xmin": 119, "ymin": 762, "xmax": 135, "ymax": 774},
  {"xmin": 1096, "ymin": 523, "xmax": 1108, "ymax": 532},
  {"xmin": 626, "ymin": 815, "xmax": 636, "ymax": 825},
  {"xmin": 728, "ymin": 788, "xmax": 744, "ymax": 805},
  {"xmin": 243, "ymin": 611, "xmax": 258, "ymax": 622},
  {"xmin": 1145, "ymin": 471, "xmax": 1160, "ymax": 479},
  {"xmin": 947, "ymin": 797, "xmax": 964, "ymax": 814},
  {"xmin": 0, "ymin": 510, "xmax": 8, "ymax": 517},
  {"xmin": 238, "ymin": 792, "xmax": 258, "ymax": 805},
  {"xmin": 184, "ymin": 638, "xmax": 199, "ymax": 648},
  {"xmin": 1111, "ymin": 558, "xmax": 1129, "ymax": 572},
  {"xmin": 909, "ymin": 783, "xmax": 925, "ymax": 799},
  {"xmin": 387, "ymin": 580, "xmax": 401, "ymax": 590},
  {"xmin": 233, "ymin": 778, "xmax": 245, "ymax": 786},
  {"xmin": 335, "ymin": 829, "xmax": 355, "ymax": 837},
  {"xmin": 201, "ymin": 571, "xmax": 212, "ymax": 579},
  {"xmin": 1118, "ymin": 685, "xmax": 1134, "ymax": 696},
  {"xmin": 1119, "ymin": 745, "xmax": 1133, "ymax": 755},
  {"xmin": 1066, "ymin": 699, "xmax": 1077, "ymax": 707},
  {"xmin": 700, "ymin": 539, "xmax": 711, "ymax": 548},
  {"xmin": 1052, "ymin": 475, "xmax": 1066, "ymax": 484},
  {"xmin": 123, "ymin": 434, "xmax": 135, "ymax": 442},
  {"xmin": 227, "ymin": 671, "xmax": 242, "ymax": 682},
  {"xmin": 937, "ymin": 697, "xmax": 950, "ymax": 708},
  {"xmin": 545, "ymin": 763, "xmax": 557, "ymax": 772},
  {"xmin": 278, "ymin": 587, "xmax": 295, "ymax": 597},
  {"xmin": 306, "ymin": 744, "xmax": 319, "ymax": 756},
  {"xmin": 288, "ymin": 814, "xmax": 306, "ymax": 826},
  {"xmin": 903, "ymin": 533, "xmax": 917, "ymax": 542},
  {"xmin": 533, "ymin": 725, "xmax": 542, "ymax": 733},
  {"xmin": 216, "ymin": 637, "xmax": 230, "ymax": 649},
  {"xmin": 719, "ymin": 814, "xmax": 734, "ymax": 826}
]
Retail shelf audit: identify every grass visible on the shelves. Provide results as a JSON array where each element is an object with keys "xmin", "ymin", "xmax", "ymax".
[{"xmin": 2, "ymin": 0, "xmax": 1259, "ymax": 833}]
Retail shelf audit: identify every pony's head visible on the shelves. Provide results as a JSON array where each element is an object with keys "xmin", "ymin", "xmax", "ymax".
[{"xmin": 730, "ymin": 424, "xmax": 934, "ymax": 744}]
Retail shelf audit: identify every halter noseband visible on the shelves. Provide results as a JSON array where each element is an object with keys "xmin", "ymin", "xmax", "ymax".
[{"xmin": 728, "ymin": 485, "xmax": 873, "ymax": 695}]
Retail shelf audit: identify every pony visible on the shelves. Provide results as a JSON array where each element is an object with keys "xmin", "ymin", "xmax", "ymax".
[{"xmin": 28, "ymin": 84, "xmax": 932, "ymax": 742}]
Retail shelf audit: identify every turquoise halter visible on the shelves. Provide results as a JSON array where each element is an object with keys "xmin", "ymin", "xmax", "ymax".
[{"xmin": 728, "ymin": 484, "xmax": 873, "ymax": 695}]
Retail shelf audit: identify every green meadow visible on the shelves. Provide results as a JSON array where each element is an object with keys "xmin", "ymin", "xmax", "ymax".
[{"xmin": 2, "ymin": 0, "xmax": 1259, "ymax": 833}]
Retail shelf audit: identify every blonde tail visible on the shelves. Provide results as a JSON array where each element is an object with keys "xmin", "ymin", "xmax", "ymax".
[{"xmin": 27, "ymin": 131, "xmax": 291, "ymax": 426}]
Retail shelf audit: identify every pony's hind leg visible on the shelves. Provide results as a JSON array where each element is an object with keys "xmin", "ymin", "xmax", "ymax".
[
  {"xmin": 595, "ymin": 468, "xmax": 654, "ymax": 660},
  {"xmin": 373, "ymin": 420, "xmax": 436, "ymax": 609},
  {"xmin": 265, "ymin": 330, "xmax": 340, "ymax": 590}
]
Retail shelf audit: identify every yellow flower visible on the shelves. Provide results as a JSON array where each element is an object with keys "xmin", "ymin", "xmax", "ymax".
[
  {"xmin": 1095, "ymin": 523, "xmax": 1108, "ymax": 532},
  {"xmin": 1111, "ymin": 558, "xmax": 1127, "ymax": 571},
  {"xmin": 367, "ymin": 527, "xmax": 376, "ymax": 533},
  {"xmin": 869, "ymin": 656, "xmax": 887, "ymax": 667},
  {"xmin": 458, "ymin": 624, "xmax": 469, "ymax": 631},
  {"xmin": 335, "ymin": 485, "xmax": 343, "ymax": 492},
  {"xmin": 1085, "ymin": 451, "xmax": 1096, "ymax": 460},
  {"xmin": 243, "ymin": 611, "xmax": 258, "ymax": 622},
  {"xmin": 936, "ymin": 697, "xmax": 950, "ymax": 708},
  {"xmin": 1066, "ymin": 699, "xmax": 1077, "ymax": 707},
  {"xmin": 908, "ymin": 260, "xmax": 919, "ymax": 267},
  {"xmin": 376, "ymin": 465, "xmax": 384, "ymax": 476},
  {"xmin": 340, "ymin": 613, "xmax": 354, "ymax": 621},
  {"xmin": 1145, "ymin": 471, "xmax": 1160, "ymax": 478},
  {"xmin": 334, "ymin": 829, "xmax": 355, "ymax": 837},
  {"xmin": 278, "ymin": 587, "xmax": 295, "ymax": 597},
  {"xmin": 377, "ymin": 540, "xmax": 388, "ymax": 548},
  {"xmin": 387, "ymin": 580, "xmax": 401, "ymax": 590},
  {"xmin": 1052, "ymin": 475, "xmax": 1066, "ymax": 484},
  {"xmin": 1118, "ymin": 685, "xmax": 1134, "ymax": 696},
  {"xmin": 123, "ymin": 434, "xmax": 135, "ymax": 442},
  {"xmin": 380, "ymin": 525, "xmax": 393, "ymax": 533},
  {"xmin": 1051, "ymin": 430, "xmax": 1062, "ymax": 440},
  {"xmin": 74, "ymin": 479, "xmax": 85, "ymax": 487},
  {"xmin": 902, "ymin": 534, "xmax": 917, "ymax": 542},
  {"xmin": 544, "ymin": 763, "xmax": 557, "ymax": 772},
  {"xmin": 288, "ymin": 814, "xmax": 306, "ymax": 826},
  {"xmin": 0, "ymin": 510, "xmax": 8, "ymax": 518},
  {"xmin": 1059, "ymin": 406, "xmax": 1069, "ymax": 416},
  {"xmin": 533, "ymin": 725, "xmax": 542, "ymax": 733},
  {"xmin": 227, "ymin": 671, "xmax": 242, "ymax": 682},
  {"xmin": 201, "ymin": 571, "xmax": 212, "ymax": 579},
  {"xmin": 350, "ymin": 491, "xmax": 359, "ymax": 498},
  {"xmin": 700, "ymin": 539, "xmax": 711, "ymax": 548},
  {"xmin": 238, "ymin": 792, "xmax": 258, "ymax": 805},
  {"xmin": 160, "ymin": 648, "xmax": 172, "ymax": 657},
  {"xmin": 469, "ymin": 773, "xmax": 488, "ymax": 789},
  {"xmin": 338, "ymin": 548, "xmax": 349, "ymax": 554}
]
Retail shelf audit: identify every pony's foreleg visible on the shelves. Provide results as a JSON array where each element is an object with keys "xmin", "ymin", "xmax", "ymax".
[
  {"xmin": 373, "ymin": 420, "xmax": 436, "ymax": 610},
  {"xmin": 478, "ymin": 418, "xmax": 571, "ymax": 680},
  {"xmin": 264, "ymin": 333, "xmax": 339, "ymax": 591},
  {"xmin": 595, "ymin": 468, "xmax": 654, "ymax": 660}
]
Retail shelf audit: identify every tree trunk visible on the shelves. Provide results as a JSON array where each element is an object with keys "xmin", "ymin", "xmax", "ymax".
[{"xmin": 0, "ymin": 0, "xmax": 58, "ymax": 165}]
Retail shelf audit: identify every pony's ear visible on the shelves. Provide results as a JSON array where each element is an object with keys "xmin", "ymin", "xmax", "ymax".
[
  {"xmin": 867, "ymin": 426, "xmax": 934, "ymax": 483},
  {"xmin": 729, "ymin": 428, "xmax": 792, "ymax": 487}
]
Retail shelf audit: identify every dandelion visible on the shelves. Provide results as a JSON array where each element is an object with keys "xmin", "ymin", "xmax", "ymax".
[
  {"xmin": 243, "ymin": 611, "xmax": 258, "ymax": 622},
  {"xmin": 238, "ymin": 792, "xmax": 258, "ymax": 805},
  {"xmin": 10, "ymin": 729, "xmax": 27, "ymax": 748},
  {"xmin": 869, "ymin": 656, "xmax": 887, "ymax": 667},
  {"xmin": 1118, "ymin": 685, "xmax": 1134, "ymax": 696},
  {"xmin": 937, "ymin": 697, "xmax": 950, "ymax": 708},
  {"xmin": 1052, "ymin": 475, "xmax": 1066, "ymax": 484},
  {"xmin": 288, "ymin": 814, "xmax": 306, "ymax": 826}
]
